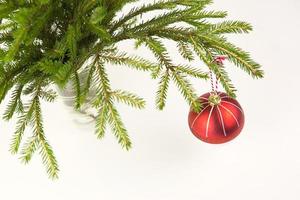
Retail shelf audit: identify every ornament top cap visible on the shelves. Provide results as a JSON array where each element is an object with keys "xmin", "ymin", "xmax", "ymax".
[{"xmin": 208, "ymin": 92, "xmax": 221, "ymax": 106}]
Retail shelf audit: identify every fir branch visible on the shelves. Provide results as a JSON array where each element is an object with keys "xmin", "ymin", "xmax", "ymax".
[
  {"xmin": 111, "ymin": 90, "xmax": 146, "ymax": 109},
  {"xmin": 76, "ymin": 0, "xmax": 98, "ymax": 17},
  {"xmin": 144, "ymin": 37, "xmax": 172, "ymax": 65},
  {"xmin": 66, "ymin": 25, "xmax": 78, "ymax": 60},
  {"xmin": 4, "ymin": 7, "xmax": 38, "ymax": 62},
  {"xmin": 143, "ymin": 37, "xmax": 173, "ymax": 76},
  {"xmin": 110, "ymin": 0, "xmax": 179, "ymax": 32},
  {"xmin": 90, "ymin": 6, "xmax": 107, "ymax": 25},
  {"xmin": 10, "ymin": 102, "xmax": 35, "ymax": 154},
  {"xmin": 95, "ymin": 103, "xmax": 108, "ymax": 139},
  {"xmin": 188, "ymin": 10, "xmax": 227, "ymax": 20},
  {"xmin": 198, "ymin": 34, "xmax": 264, "ymax": 78},
  {"xmin": 190, "ymin": 37, "xmax": 237, "ymax": 97},
  {"xmin": 54, "ymin": 63, "xmax": 73, "ymax": 88},
  {"xmin": 125, "ymin": 8, "xmax": 192, "ymax": 33},
  {"xmin": 0, "ymin": 81, "xmax": 14, "ymax": 103},
  {"xmin": 123, "ymin": 1, "xmax": 215, "ymax": 34},
  {"xmin": 100, "ymin": 51, "xmax": 157, "ymax": 71},
  {"xmin": 94, "ymin": 58, "xmax": 112, "ymax": 102},
  {"xmin": 107, "ymin": 103, "xmax": 132, "ymax": 150},
  {"xmin": 24, "ymin": 6, "xmax": 53, "ymax": 45},
  {"xmin": 88, "ymin": 23, "xmax": 111, "ymax": 41},
  {"xmin": 206, "ymin": 21, "xmax": 253, "ymax": 34},
  {"xmin": 4, "ymin": 28, "xmax": 27, "ymax": 62},
  {"xmin": 38, "ymin": 135, "xmax": 59, "ymax": 179},
  {"xmin": 104, "ymin": 0, "xmax": 139, "ymax": 23},
  {"xmin": 0, "ymin": 3, "xmax": 15, "ymax": 19},
  {"xmin": 32, "ymin": 96, "xmax": 59, "ymax": 179},
  {"xmin": 145, "ymin": 27, "xmax": 197, "ymax": 43},
  {"xmin": 93, "ymin": 58, "xmax": 133, "ymax": 149},
  {"xmin": 72, "ymin": 71, "xmax": 82, "ymax": 109},
  {"xmin": 175, "ymin": 65, "xmax": 209, "ymax": 79},
  {"xmin": 22, "ymin": 82, "xmax": 36, "ymax": 95},
  {"xmin": 3, "ymin": 84, "xmax": 23, "ymax": 120},
  {"xmin": 40, "ymin": 89, "xmax": 57, "ymax": 103},
  {"xmin": 155, "ymin": 70, "xmax": 170, "ymax": 110},
  {"xmin": 20, "ymin": 136, "xmax": 39, "ymax": 163},
  {"xmin": 172, "ymin": 71, "xmax": 201, "ymax": 112},
  {"xmin": 177, "ymin": 42, "xmax": 195, "ymax": 61},
  {"xmin": 211, "ymin": 63, "xmax": 237, "ymax": 97},
  {"xmin": 0, "ymin": 21, "xmax": 14, "ymax": 31},
  {"xmin": 12, "ymin": 84, "xmax": 59, "ymax": 178}
]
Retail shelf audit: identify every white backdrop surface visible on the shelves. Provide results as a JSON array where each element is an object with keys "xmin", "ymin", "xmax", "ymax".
[{"xmin": 1, "ymin": 0, "xmax": 300, "ymax": 199}]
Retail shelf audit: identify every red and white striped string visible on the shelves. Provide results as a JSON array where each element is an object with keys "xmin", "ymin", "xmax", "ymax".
[{"xmin": 209, "ymin": 56, "xmax": 227, "ymax": 93}]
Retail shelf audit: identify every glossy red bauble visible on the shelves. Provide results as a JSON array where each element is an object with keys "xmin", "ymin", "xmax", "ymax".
[{"xmin": 188, "ymin": 92, "xmax": 245, "ymax": 144}]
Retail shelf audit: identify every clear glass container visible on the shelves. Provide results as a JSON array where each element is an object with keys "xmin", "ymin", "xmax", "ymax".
[{"xmin": 56, "ymin": 70, "xmax": 98, "ymax": 124}]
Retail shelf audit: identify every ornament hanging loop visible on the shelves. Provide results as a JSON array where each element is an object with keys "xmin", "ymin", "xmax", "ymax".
[
  {"xmin": 209, "ymin": 70, "xmax": 216, "ymax": 93},
  {"xmin": 209, "ymin": 55, "xmax": 227, "ymax": 94}
]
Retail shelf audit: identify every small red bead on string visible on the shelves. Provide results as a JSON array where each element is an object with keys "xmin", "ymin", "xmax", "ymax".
[{"xmin": 214, "ymin": 55, "xmax": 227, "ymax": 65}]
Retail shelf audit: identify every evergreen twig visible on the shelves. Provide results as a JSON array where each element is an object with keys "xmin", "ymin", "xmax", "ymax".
[{"xmin": 0, "ymin": 0, "xmax": 263, "ymax": 178}]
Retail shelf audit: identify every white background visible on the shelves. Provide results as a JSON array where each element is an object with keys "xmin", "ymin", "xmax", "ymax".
[{"xmin": 1, "ymin": 0, "xmax": 300, "ymax": 199}]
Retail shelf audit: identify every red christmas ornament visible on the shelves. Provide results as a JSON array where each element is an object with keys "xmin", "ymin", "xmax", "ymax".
[{"xmin": 188, "ymin": 92, "xmax": 245, "ymax": 144}]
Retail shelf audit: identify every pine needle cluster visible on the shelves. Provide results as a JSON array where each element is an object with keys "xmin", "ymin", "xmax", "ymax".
[{"xmin": 0, "ymin": 0, "xmax": 263, "ymax": 178}]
